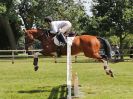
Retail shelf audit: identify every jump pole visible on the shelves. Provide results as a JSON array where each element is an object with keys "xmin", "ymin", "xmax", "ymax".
[
  {"xmin": 67, "ymin": 37, "xmax": 73, "ymax": 99},
  {"xmin": 67, "ymin": 37, "xmax": 79, "ymax": 99}
]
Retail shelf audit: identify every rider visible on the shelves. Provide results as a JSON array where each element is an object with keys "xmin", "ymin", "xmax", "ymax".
[{"xmin": 44, "ymin": 16, "xmax": 72, "ymax": 45}]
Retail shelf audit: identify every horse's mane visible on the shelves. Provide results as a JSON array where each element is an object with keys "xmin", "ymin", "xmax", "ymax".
[{"xmin": 26, "ymin": 28, "xmax": 55, "ymax": 38}]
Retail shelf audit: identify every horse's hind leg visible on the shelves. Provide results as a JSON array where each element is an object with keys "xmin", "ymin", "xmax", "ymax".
[
  {"xmin": 100, "ymin": 55, "xmax": 114, "ymax": 77},
  {"xmin": 33, "ymin": 52, "xmax": 39, "ymax": 71},
  {"xmin": 89, "ymin": 53, "xmax": 114, "ymax": 77}
]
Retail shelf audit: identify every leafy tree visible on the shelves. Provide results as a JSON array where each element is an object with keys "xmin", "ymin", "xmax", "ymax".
[
  {"xmin": 0, "ymin": 0, "xmax": 87, "ymax": 49},
  {"xmin": 79, "ymin": 0, "xmax": 132, "ymax": 59},
  {"xmin": 17, "ymin": 0, "xmax": 86, "ymax": 32},
  {"xmin": 0, "ymin": 0, "xmax": 23, "ymax": 49},
  {"xmin": 78, "ymin": 16, "xmax": 108, "ymax": 36},
  {"xmin": 16, "ymin": 0, "xmax": 86, "ymax": 49},
  {"xmin": 94, "ymin": 0, "xmax": 132, "ymax": 59}
]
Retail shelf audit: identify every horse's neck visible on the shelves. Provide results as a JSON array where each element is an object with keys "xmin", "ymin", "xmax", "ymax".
[{"xmin": 43, "ymin": 36, "xmax": 53, "ymax": 44}]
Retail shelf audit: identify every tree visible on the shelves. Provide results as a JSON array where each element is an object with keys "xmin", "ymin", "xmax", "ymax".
[
  {"xmin": 84, "ymin": 0, "xmax": 132, "ymax": 59},
  {"xmin": 16, "ymin": 0, "xmax": 87, "ymax": 49},
  {"xmin": 17, "ymin": 0, "xmax": 86, "ymax": 32},
  {"xmin": 0, "ymin": 0, "xmax": 22, "ymax": 49},
  {"xmin": 0, "ymin": 0, "xmax": 88, "ymax": 49}
]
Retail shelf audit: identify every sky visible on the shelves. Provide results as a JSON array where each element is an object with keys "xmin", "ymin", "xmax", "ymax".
[
  {"xmin": 75, "ymin": 0, "xmax": 93, "ymax": 16},
  {"xmin": 82, "ymin": 0, "xmax": 93, "ymax": 16}
]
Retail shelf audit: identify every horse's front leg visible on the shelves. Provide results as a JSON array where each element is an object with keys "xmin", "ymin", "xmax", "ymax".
[
  {"xmin": 53, "ymin": 55, "xmax": 57, "ymax": 63},
  {"xmin": 33, "ymin": 52, "xmax": 39, "ymax": 71}
]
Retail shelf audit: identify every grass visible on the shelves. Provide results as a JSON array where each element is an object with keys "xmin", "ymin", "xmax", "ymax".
[{"xmin": 0, "ymin": 56, "xmax": 133, "ymax": 99}]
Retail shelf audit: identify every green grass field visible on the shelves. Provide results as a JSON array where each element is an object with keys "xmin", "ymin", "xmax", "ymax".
[{"xmin": 0, "ymin": 56, "xmax": 133, "ymax": 99}]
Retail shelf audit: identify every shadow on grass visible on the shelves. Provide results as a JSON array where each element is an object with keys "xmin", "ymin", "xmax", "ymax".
[
  {"xmin": 18, "ymin": 85, "xmax": 67, "ymax": 99},
  {"xmin": 48, "ymin": 85, "xmax": 67, "ymax": 99},
  {"xmin": 18, "ymin": 89, "xmax": 49, "ymax": 93}
]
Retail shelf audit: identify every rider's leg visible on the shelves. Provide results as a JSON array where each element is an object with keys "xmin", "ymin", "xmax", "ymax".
[
  {"xmin": 56, "ymin": 32, "xmax": 67, "ymax": 44},
  {"xmin": 56, "ymin": 46, "xmax": 62, "ymax": 57},
  {"xmin": 57, "ymin": 25, "xmax": 71, "ymax": 44}
]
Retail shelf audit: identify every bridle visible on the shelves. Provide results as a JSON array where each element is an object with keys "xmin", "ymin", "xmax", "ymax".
[{"xmin": 25, "ymin": 29, "xmax": 54, "ymax": 46}]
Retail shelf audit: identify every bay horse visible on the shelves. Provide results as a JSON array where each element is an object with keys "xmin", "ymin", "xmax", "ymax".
[{"xmin": 24, "ymin": 28, "xmax": 114, "ymax": 77}]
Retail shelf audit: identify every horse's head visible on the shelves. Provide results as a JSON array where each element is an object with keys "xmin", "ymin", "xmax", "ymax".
[
  {"xmin": 24, "ymin": 28, "xmax": 55, "ymax": 52},
  {"xmin": 24, "ymin": 29, "xmax": 35, "ymax": 50}
]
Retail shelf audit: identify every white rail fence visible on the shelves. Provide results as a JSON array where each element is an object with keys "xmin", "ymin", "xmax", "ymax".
[
  {"xmin": 0, "ymin": 49, "xmax": 133, "ymax": 63},
  {"xmin": 0, "ymin": 49, "xmax": 42, "ymax": 63}
]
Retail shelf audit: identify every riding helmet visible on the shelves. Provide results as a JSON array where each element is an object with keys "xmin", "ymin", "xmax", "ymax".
[{"xmin": 44, "ymin": 16, "xmax": 52, "ymax": 22}]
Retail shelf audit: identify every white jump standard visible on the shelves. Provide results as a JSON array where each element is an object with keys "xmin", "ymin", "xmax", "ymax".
[{"xmin": 67, "ymin": 37, "xmax": 79, "ymax": 99}]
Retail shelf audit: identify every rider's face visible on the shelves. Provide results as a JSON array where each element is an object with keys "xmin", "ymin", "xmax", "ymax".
[{"xmin": 44, "ymin": 22, "xmax": 50, "ymax": 28}]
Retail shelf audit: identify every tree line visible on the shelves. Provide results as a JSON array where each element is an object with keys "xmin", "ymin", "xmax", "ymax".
[{"xmin": 0, "ymin": 0, "xmax": 132, "ymax": 55}]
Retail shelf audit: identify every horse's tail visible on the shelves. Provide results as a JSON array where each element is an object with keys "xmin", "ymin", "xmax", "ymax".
[{"xmin": 97, "ymin": 37, "xmax": 112, "ymax": 59}]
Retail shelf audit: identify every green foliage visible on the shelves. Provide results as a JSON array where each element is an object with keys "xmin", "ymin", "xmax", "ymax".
[
  {"xmin": 79, "ymin": 16, "xmax": 98, "ymax": 35},
  {"xmin": 123, "ymin": 34, "xmax": 133, "ymax": 47},
  {"xmin": 17, "ymin": 0, "xmax": 86, "ymax": 31},
  {"xmin": 0, "ymin": 0, "xmax": 87, "ymax": 49},
  {"xmin": 78, "ymin": 0, "xmax": 133, "ymax": 60},
  {"xmin": 0, "ymin": 0, "xmax": 24, "ymax": 49},
  {"xmin": 108, "ymin": 35, "xmax": 119, "ymax": 45},
  {"xmin": 92, "ymin": 0, "xmax": 133, "ymax": 35},
  {"xmin": 0, "ymin": 3, "xmax": 6, "ymax": 13},
  {"xmin": 90, "ymin": 0, "xmax": 133, "ymax": 53}
]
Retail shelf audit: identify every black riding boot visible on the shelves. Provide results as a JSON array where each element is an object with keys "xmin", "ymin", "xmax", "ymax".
[
  {"xmin": 56, "ymin": 32, "xmax": 67, "ymax": 45},
  {"xmin": 56, "ymin": 46, "xmax": 62, "ymax": 57}
]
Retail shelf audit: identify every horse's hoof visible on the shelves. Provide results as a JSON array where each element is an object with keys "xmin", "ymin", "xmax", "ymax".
[
  {"xmin": 109, "ymin": 70, "xmax": 114, "ymax": 77},
  {"xmin": 106, "ymin": 72, "xmax": 110, "ymax": 75},
  {"xmin": 110, "ymin": 74, "xmax": 114, "ymax": 77},
  {"xmin": 34, "ymin": 66, "xmax": 39, "ymax": 71},
  {"xmin": 105, "ymin": 70, "xmax": 114, "ymax": 77}
]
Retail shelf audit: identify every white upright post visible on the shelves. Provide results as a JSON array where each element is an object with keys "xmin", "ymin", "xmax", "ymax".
[
  {"xmin": 12, "ymin": 51, "xmax": 14, "ymax": 64},
  {"xmin": 67, "ymin": 37, "xmax": 74, "ymax": 99}
]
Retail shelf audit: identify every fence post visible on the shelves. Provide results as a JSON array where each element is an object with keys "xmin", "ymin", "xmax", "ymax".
[{"xmin": 12, "ymin": 50, "xmax": 14, "ymax": 64}]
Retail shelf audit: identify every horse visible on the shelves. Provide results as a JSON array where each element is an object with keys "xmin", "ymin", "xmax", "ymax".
[{"xmin": 24, "ymin": 28, "xmax": 114, "ymax": 77}]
